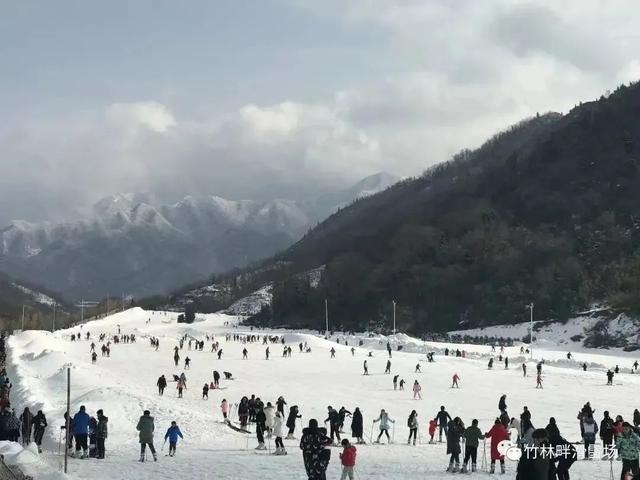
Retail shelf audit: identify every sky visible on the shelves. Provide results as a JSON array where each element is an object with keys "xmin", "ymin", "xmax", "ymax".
[{"xmin": 1, "ymin": 0, "xmax": 639, "ymax": 224}]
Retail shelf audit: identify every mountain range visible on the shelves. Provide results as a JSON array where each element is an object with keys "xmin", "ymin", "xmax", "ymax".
[{"xmin": 0, "ymin": 172, "xmax": 399, "ymax": 300}]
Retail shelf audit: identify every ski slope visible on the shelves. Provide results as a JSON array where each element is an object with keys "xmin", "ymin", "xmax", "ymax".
[{"xmin": 6, "ymin": 308, "xmax": 640, "ymax": 479}]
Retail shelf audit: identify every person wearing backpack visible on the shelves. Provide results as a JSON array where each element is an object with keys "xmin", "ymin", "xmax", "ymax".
[{"xmin": 581, "ymin": 415, "xmax": 598, "ymax": 459}]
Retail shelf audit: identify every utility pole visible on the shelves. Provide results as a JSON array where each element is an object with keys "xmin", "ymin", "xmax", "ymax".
[
  {"xmin": 81, "ymin": 299, "xmax": 84, "ymax": 324},
  {"xmin": 64, "ymin": 367, "xmax": 70, "ymax": 473},
  {"xmin": 106, "ymin": 294, "xmax": 110, "ymax": 317},
  {"xmin": 527, "ymin": 302, "xmax": 534, "ymax": 360},
  {"xmin": 392, "ymin": 300, "xmax": 396, "ymax": 335},
  {"xmin": 122, "ymin": 292, "xmax": 125, "ymax": 312},
  {"xmin": 324, "ymin": 299, "xmax": 329, "ymax": 333},
  {"xmin": 52, "ymin": 303, "xmax": 56, "ymax": 332},
  {"xmin": 21, "ymin": 304, "xmax": 25, "ymax": 331}
]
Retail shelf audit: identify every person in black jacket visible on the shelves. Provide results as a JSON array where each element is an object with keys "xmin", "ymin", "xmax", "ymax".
[
  {"xmin": 351, "ymin": 408, "xmax": 364, "ymax": 444},
  {"xmin": 255, "ymin": 404, "xmax": 267, "ymax": 450},
  {"xmin": 435, "ymin": 406, "xmax": 452, "ymax": 442},
  {"xmin": 338, "ymin": 407, "xmax": 351, "ymax": 433},
  {"xmin": 601, "ymin": 411, "xmax": 614, "ymax": 457},
  {"xmin": 157, "ymin": 375, "xmax": 167, "ymax": 395},
  {"xmin": 286, "ymin": 405, "xmax": 302, "ymax": 439},
  {"xmin": 276, "ymin": 396, "xmax": 287, "ymax": 415},
  {"xmin": 446, "ymin": 417, "xmax": 465, "ymax": 473},
  {"xmin": 300, "ymin": 419, "xmax": 332, "ymax": 480},
  {"xmin": 32, "ymin": 410, "xmax": 47, "ymax": 453},
  {"xmin": 19, "ymin": 407, "xmax": 33, "ymax": 446},
  {"xmin": 238, "ymin": 397, "xmax": 249, "ymax": 428},
  {"xmin": 498, "ymin": 395, "xmax": 507, "ymax": 414},
  {"xmin": 324, "ymin": 407, "xmax": 341, "ymax": 443},
  {"xmin": 96, "ymin": 409, "xmax": 108, "ymax": 459}
]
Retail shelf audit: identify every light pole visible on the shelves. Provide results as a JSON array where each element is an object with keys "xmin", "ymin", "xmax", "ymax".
[
  {"xmin": 392, "ymin": 300, "xmax": 396, "ymax": 335},
  {"xmin": 527, "ymin": 302, "xmax": 534, "ymax": 360},
  {"xmin": 21, "ymin": 304, "xmax": 25, "ymax": 331},
  {"xmin": 324, "ymin": 299, "xmax": 329, "ymax": 333},
  {"xmin": 52, "ymin": 302, "xmax": 56, "ymax": 332}
]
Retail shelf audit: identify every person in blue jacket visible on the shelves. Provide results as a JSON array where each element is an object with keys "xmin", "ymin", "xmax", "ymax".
[
  {"xmin": 72, "ymin": 405, "xmax": 90, "ymax": 458},
  {"xmin": 164, "ymin": 421, "xmax": 184, "ymax": 457}
]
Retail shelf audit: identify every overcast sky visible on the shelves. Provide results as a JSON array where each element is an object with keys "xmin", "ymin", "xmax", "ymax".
[{"xmin": 1, "ymin": 0, "xmax": 639, "ymax": 224}]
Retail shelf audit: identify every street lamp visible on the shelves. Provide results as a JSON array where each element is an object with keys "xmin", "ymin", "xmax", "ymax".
[
  {"xmin": 392, "ymin": 300, "xmax": 396, "ymax": 335},
  {"xmin": 324, "ymin": 299, "xmax": 329, "ymax": 333},
  {"xmin": 526, "ymin": 302, "xmax": 534, "ymax": 360}
]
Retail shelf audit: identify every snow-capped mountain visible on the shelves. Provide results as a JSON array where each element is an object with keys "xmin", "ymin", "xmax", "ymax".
[{"xmin": 0, "ymin": 173, "xmax": 398, "ymax": 300}]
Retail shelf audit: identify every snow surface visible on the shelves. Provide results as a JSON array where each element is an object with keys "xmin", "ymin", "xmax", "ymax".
[
  {"xmin": 6, "ymin": 308, "xmax": 640, "ymax": 479},
  {"xmin": 11, "ymin": 283, "xmax": 58, "ymax": 307}
]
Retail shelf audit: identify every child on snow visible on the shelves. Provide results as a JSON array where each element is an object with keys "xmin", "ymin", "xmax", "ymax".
[
  {"xmin": 339, "ymin": 439, "xmax": 357, "ymax": 480},
  {"xmin": 164, "ymin": 421, "xmax": 183, "ymax": 457},
  {"xmin": 221, "ymin": 399, "xmax": 229, "ymax": 420},
  {"xmin": 428, "ymin": 419, "xmax": 437, "ymax": 443},
  {"xmin": 273, "ymin": 411, "xmax": 287, "ymax": 455}
]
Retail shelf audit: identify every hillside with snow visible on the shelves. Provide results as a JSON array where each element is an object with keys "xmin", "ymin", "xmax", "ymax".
[{"xmin": 5, "ymin": 307, "xmax": 640, "ymax": 479}]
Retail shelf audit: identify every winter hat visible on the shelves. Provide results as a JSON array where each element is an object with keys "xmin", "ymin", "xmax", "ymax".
[
  {"xmin": 144, "ymin": 410, "xmax": 150, "ymax": 415},
  {"xmin": 309, "ymin": 419, "xmax": 318, "ymax": 429}
]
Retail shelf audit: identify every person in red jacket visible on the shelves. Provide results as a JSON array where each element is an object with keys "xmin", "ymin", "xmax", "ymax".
[
  {"xmin": 485, "ymin": 418, "xmax": 510, "ymax": 474},
  {"xmin": 340, "ymin": 439, "xmax": 357, "ymax": 480},
  {"xmin": 429, "ymin": 419, "xmax": 437, "ymax": 444}
]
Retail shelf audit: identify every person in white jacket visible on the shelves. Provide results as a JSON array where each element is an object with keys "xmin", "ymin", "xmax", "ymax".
[
  {"xmin": 264, "ymin": 402, "xmax": 276, "ymax": 437},
  {"xmin": 273, "ymin": 411, "xmax": 287, "ymax": 455},
  {"xmin": 373, "ymin": 409, "xmax": 395, "ymax": 444}
]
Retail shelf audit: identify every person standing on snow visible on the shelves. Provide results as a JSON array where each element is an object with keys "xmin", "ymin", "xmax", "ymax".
[
  {"xmin": 264, "ymin": 402, "xmax": 276, "ymax": 436},
  {"xmin": 413, "ymin": 380, "xmax": 422, "ymax": 399},
  {"xmin": 600, "ymin": 411, "xmax": 615, "ymax": 457},
  {"xmin": 581, "ymin": 415, "xmax": 598, "ymax": 459},
  {"xmin": 445, "ymin": 417, "xmax": 465, "ymax": 473},
  {"xmin": 220, "ymin": 399, "xmax": 230, "ymax": 421},
  {"xmin": 137, "ymin": 410, "xmax": 157, "ymax": 462},
  {"xmin": 339, "ymin": 439, "xmax": 357, "ymax": 480},
  {"xmin": 616, "ymin": 422, "xmax": 640, "ymax": 480},
  {"xmin": 19, "ymin": 407, "xmax": 33, "ymax": 446},
  {"xmin": 435, "ymin": 406, "xmax": 452, "ymax": 442},
  {"xmin": 95, "ymin": 410, "xmax": 108, "ymax": 459},
  {"xmin": 255, "ymin": 404, "xmax": 267, "ymax": 450},
  {"xmin": 299, "ymin": 419, "xmax": 332, "ymax": 480},
  {"xmin": 498, "ymin": 394, "xmax": 507, "ymax": 414},
  {"xmin": 32, "ymin": 410, "xmax": 47, "ymax": 453},
  {"xmin": 164, "ymin": 421, "xmax": 183, "ymax": 457},
  {"xmin": 351, "ymin": 408, "xmax": 364, "ymax": 444},
  {"xmin": 462, "ymin": 419, "xmax": 483, "ymax": 473},
  {"xmin": 286, "ymin": 405, "xmax": 302, "ymax": 439},
  {"xmin": 325, "ymin": 407, "xmax": 341, "ymax": 444},
  {"xmin": 393, "ymin": 375, "xmax": 399, "ymax": 390},
  {"xmin": 373, "ymin": 409, "xmax": 395, "ymax": 444},
  {"xmin": 451, "ymin": 373, "xmax": 460, "ymax": 388},
  {"xmin": 385, "ymin": 360, "xmax": 392, "ymax": 374},
  {"xmin": 407, "ymin": 410, "xmax": 419, "ymax": 446},
  {"xmin": 276, "ymin": 396, "xmax": 287, "ymax": 415},
  {"xmin": 157, "ymin": 375, "xmax": 167, "ymax": 395},
  {"xmin": 202, "ymin": 383, "xmax": 209, "ymax": 400},
  {"xmin": 338, "ymin": 407, "xmax": 352, "ymax": 433},
  {"xmin": 330, "ymin": 347, "xmax": 336, "ymax": 358},
  {"xmin": 485, "ymin": 418, "xmax": 509, "ymax": 474},
  {"xmin": 522, "ymin": 363, "xmax": 527, "ymax": 377},
  {"xmin": 273, "ymin": 411, "xmax": 287, "ymax": 455},
  {"xmin": 72, "ymin": 406, "xmax": 90, "ymax": 458},
  {"xmin": 363, "ymin": 360, "xmax": 369, "ymax": 375}
]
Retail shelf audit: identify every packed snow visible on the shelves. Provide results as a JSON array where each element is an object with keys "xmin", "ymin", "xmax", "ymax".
[{"xmin": 6, "ymin": 308, "xmax": 640, "ymax": 479}]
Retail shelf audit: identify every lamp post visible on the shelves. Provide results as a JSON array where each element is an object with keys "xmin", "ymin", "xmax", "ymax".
[
  {"xmin": 392, "ymin": 300, "xmax": 396, "ymax": 335},
  {"xmin": 324, "ymin": 299, "xmax": 329, "ymax": 333},
  {"xmin": 527, "ymin": 302, "xmax": 534, "ymax": 360},
  {"xmin": 21, "ymin": 304, "xmax": 25, "ymax": 330},
  {"xmin": 52, "ymin": 302, "xmax": 56, "ymax": 332}
]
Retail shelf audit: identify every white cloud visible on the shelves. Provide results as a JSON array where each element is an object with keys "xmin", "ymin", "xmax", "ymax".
[{"xmin": 105, "ymin": 101, "xmax": 177, "ymax": 133}]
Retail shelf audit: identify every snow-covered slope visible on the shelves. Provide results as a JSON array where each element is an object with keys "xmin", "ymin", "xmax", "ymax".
[
  {"xmin": 0, "ymin": 174, "xmax": 398, "ymax": 299},
  {"xmin": 6, "ymin": 307, "xmax": 640, "ymax": 479}
]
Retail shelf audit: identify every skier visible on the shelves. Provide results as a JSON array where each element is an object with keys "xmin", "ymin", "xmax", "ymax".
[
  {"xmin": 385, "ymin": 360, "xmax": 391, "ymax": 374},
  {"xmin": 173, "ymin": 351, "xmax": 179, "ymax": 367},
  {"xmin": 445, "ymin": 417, "xmax": 465, "ymax": 473},
  {"xmin": 299, "ymin": 419, "xmax": 332, "ymax": 480},
  {"xmin": 330, "ymin": 347, "xmax": 336, "ymax": 358},
  {"xmin": 373, "ymin": 409, "xmax": 395, "ymax": 444},
  {"xmin": 286, "ymin": 405, "xmax": 302, "ymax": 439},
  {"xmin": 91, "ymin": 352, "xmax": 97, "ymax": 364},
  {"xmin": 157, "ymin": 375, "xmax": 167, "ymax": 395},
  {"xmin": 363, "ymin": 360, "xmax": 369, "ymax": 376},
  {"xmin": 184, "ymin": 357, "xmax": 190, "ymax": 369},
  {"xmin": 339, "ymin": 439, "xmax": 357, "ymax": 480},
  {"xmin": 451, "ymin": 373, "xmax": 460, "ymax": 388},
  {"xmin": 72, "ymin": 405, "xmax": 90, "ymax": 458},
  {"xmin": 217, "ymin": 349, "xmax": 223, "ymax": 360},
  {"xmin": 415, "ymin": 363, "xmax": 421, "ymax": 373},
  {"xmin": 633, "ymin": 360, "xmax": 639, "ymax": 372},
  {"xmin": 202, "ymin": 383, "xmax": 209, "ymax": 400},
  {"xmin": 265, "ymin": 347, "xmax": 270, "ymax": 360},
  {"xmin": 536, "ymin": 361, "xmax": 543, "ymax": 375},
  {"xmin": 264, "ymin": 402, "xmax": 276, "ymax": 435},
  {"xmin": 393, "ymin": 375, "xmax": 399, "ymax": 390},
  {"xmin": 19, "ymin": 407, "xmax": 33, "ymax": 446},
  {"xmin": 243, "ymin": 348, "xmax": 248, "ymax": 359},
  {"xmin": 32, "ymin": 410, "xmax": 47, "ymax": 453},
  {"xmin": 351, "ymin": 407, "xmax": 364, "ymax": 444},
  {"xmin": 276, "ymin": 396, "xmax": 287, "ymax": 415},
  {"xmin": 615, "ymin": 365, "xmax": 620, "ymax": 374},
  {"xmin": 273, "ymin": 411, "xmax": 287, "ymax": 455},
  {"xmin": 536, "ymin": 373, "xmax": 543, "ymax": 388},
  {"xmin": 435, "ymin": 406, "xmax": 452, "ymax": 442},
  {"xmin": 428, "ymin": 418, "xmax": 437, "ymax": 443},
  {"xmin": 351, "ymin": 347, "xmax": 355, "ymax": 357},
  {"xmin": 607, "ymin": 369, "xmax": 615, "ymax": 385},
  {"xmin": 96, "ymin": 409, "xmax": 108, "ymax": 459},
  {"xmin": 412, "ymin": 380, "xmax": 422, "ymax": 399},
  {"xmin": 488, "ymin": 358, "xmax": 494, "ymax": 369},
  {"xmin": 213, "ymin": 370, "xmax": 220, "ymax": 387},
  {"xmin": 504, "ymin": 357, "xmax": 509, "ymax": 369},
  {"xmin": 164, "ymin": 421, "xmax": 183, "ymax": 457},
  {"xmin": 399, "ymin": 379, "xmax": 405, "ymax": 390},
  {"xmin": 485, "ymin": 418, "xmax": 509, "ymax": 474},
  {"xmin": 522, "ymin": 363, "xmax": 527, "ymax": 376},
  {"xmin": 338, "ymin": 407, "xmax": 352, "ymax": 433},
  {"xmin": 387, "ymin": 342, "xmax": 392, "ymax": 358},
  {"xmin": 583, "ymin": 363, "xmax": 588, "ymax": 371},
  {"xmin": 325, "ymin": 406, "xmax": 341, "ymax": 443},
  {"xmin": 462, "ymin": 419, "xmax": 483, "ymax": 473},
  {"xmin": 255, "ymin": 404, "xmax": 267, "ymax": 450},
  {"xmin": 407, "ymin": 410, "xmax": 418, "ymax": 446}
]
